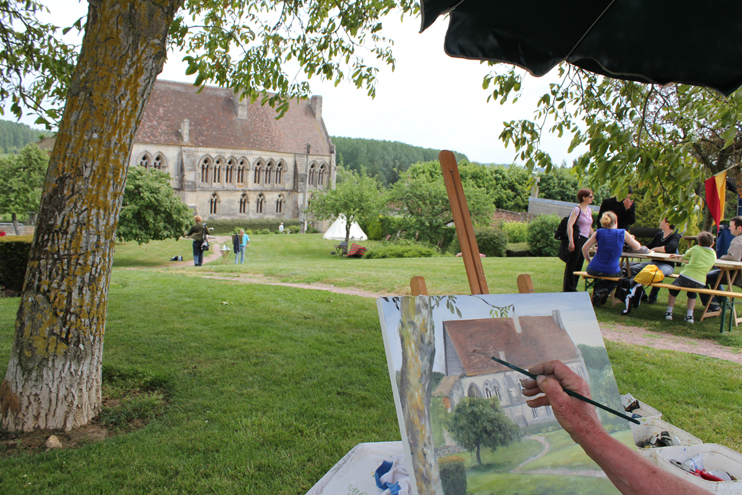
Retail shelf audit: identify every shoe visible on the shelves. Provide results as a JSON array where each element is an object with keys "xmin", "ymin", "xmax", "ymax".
[
  {"xmin": 684, "ymin": 315, "xmax": 694, "ymax": 323},
  {"xmin": 708, "ymin": 304, "xmax": 721, "ymax": 312},
  {"xmin": 665, "ymin": 311, "xmax": 673, "ymax": 320},
  {"xmin": 641, "ymin": 293, "xmax": 649, "ymax": 302},
  {"xmin": 647, "ymin": 297, "xmax": 657, "ymax": 304},
  {"xmin": 592, "ymin": 294, "xmax": 603, "ymax": 307}
]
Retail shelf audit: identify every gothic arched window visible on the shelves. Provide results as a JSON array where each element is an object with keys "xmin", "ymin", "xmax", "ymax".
[{"xmin": 239, "ymin": 193, "xmax": 248, "ymax": 214}]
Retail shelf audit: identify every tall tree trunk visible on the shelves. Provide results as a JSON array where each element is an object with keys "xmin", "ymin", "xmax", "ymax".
[
  {"xmin": 344, "ymin": 219, "xmax": 351, "ymax": 255},
  {"xmin": 397, "ymin": 296, "xmax": 443, "ymax": 495},
  {"xmin": 0, "ymin": 0, "xmax": 183, "ymax": 432},
  {"xmin": 11, "ymin": 212, "xmax": 21, "ymax": 236}
]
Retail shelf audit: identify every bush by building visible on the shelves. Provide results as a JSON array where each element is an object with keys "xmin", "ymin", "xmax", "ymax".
[
  {"xmin": 0, "ymin": 234, "xmax": 33, "ymax": 292},
  {"xmin": 205, "ymin": 219, "xmax": 301, "ymax": 234},
  {"xmin": 500, "ymin": 220, "xmax": 529, "ymax": 243},
  {"xmin": 527, "ymin": 214, "xmax": 561, "ymax": 257}
]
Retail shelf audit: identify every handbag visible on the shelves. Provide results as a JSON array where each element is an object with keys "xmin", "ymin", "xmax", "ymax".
[{"xmin": 201, "ymin": 224, "xmax": 210, "ymax": 251}]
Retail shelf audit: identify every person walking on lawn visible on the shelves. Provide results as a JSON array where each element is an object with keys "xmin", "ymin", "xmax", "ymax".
[
  {"xmin": 665, "ymin": 231, "xmax": 716, "ymax": 323},
  {"xmin": 629, "ymin": 218, "xmax": 681, "ymax": 303},
  {"xmin": 700, "ymin": 216, "xmax": 742, "ymax": 311},
  {"xmin": 234, "ymin": 229, "xmax": 250, "ymax": 264},
  {"xmin": 563, "ymin": 188, "xmax": 595, "ymax": 292}
]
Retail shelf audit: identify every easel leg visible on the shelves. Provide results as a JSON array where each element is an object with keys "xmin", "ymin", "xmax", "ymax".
[
  {"xmin": 410, "ymin": 276, "xmax": 429, "ymax": 296},
  {"xmin": 517, "ymin": 274, "xmax": 535, "ymax": 294},
  {"xmin": 439, "ymin": 150, "xmax": 488, "ymax": 295}
]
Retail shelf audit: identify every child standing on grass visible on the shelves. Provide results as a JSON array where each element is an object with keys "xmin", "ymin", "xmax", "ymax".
[{"xmin": 665, "ymin": 231, "xmax": 716, "ymax": 323}]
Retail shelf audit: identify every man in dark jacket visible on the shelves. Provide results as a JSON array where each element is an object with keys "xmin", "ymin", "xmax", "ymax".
[{"xmin": 599, "ymin": 186, "xmax": 636, "ymax": 230}]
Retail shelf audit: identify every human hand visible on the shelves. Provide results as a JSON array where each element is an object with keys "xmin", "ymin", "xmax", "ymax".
[
  {"xmin": 521, "ymin": 361, "xmax": 604, "ymax": 442},
  {"xmin": 569, "ymin": 242, "xmax": 575, "ymax": 252},
  {"xmin": 623, "ymin": 197, "xmax": 633, "ymax": 210}
]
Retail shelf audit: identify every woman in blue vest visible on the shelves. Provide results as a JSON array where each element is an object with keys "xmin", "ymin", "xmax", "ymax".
[{"xmin": 582, "ymin": 211, "xmax": 642, "ymax": 307}]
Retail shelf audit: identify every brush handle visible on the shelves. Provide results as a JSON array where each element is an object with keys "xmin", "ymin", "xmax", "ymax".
[{"xmin": 479, "ymin": 352, "xmax": 640, "ymax": 425}]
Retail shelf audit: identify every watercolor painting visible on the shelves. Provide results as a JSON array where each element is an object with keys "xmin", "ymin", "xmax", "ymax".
[{"xmin": 377, "ymin": 292, "xmax": 633, "ymax": 495}]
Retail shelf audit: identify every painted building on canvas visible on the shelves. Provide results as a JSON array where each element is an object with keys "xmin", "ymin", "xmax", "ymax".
[{"xmin": 434, "ymin": 311, "xmax": 588, "ymax": 429}]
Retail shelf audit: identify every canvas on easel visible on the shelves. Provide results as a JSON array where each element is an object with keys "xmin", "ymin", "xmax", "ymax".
[{"xmin": 377, "ymin": 291, "xmax": 633, "ymax": 495}]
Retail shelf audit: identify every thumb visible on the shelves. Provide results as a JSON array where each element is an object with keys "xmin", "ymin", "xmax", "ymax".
[{"xmin": 537, "ymin": 375, "xmax": 567, "ymax": 401}]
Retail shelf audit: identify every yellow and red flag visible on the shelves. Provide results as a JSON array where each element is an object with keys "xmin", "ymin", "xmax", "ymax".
[{"xmin": 705, "ymin": 171, "xmax": 727, "ymax": 230}]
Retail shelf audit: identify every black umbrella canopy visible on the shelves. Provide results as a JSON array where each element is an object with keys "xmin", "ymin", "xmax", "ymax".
[{"xmin": 421, "ymin": 0, "xmax": 742, "ymax": 96}]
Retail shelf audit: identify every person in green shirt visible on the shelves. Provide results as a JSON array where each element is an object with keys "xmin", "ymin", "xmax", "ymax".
[{"xmin": 665, "ymin": 231, "xmax": 715, "ymax": 323}]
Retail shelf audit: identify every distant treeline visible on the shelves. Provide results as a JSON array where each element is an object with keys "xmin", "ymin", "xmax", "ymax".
[
  {"xmin": 0, "ymin": 119, "xmax": 51, "ymax": 154},
  {"xmin": 332, "ymin": 136, "xmax": 471, "ymax": 187}
]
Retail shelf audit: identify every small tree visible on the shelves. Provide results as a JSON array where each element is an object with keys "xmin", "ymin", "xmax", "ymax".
[
  {"xmin": 448, "ymin": 396, "xmax": 521, "ymax": 467},
  {"xmin": 117, "ymin": 166, "xmax": 193, "ymax": 244},
  {"xmin": 0, "ymin": 143, "xmax": 48, "ymax": 234},
  {"xmin": 390, "ymin": 162, "xmax": 494, "ymax": 246},
  {"xmin": 308, "ymin": 169, "xmax": 384, "ymax": 254}
]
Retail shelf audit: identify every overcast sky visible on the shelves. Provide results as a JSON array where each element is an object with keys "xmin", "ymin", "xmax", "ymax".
[{"xmin": 10, "ymin": 1, "xmax": 582, "ymax": 165}]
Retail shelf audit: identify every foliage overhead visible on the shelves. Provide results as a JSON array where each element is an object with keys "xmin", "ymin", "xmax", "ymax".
[
  {"xmin": 0, "ymin": 0, "xmax": 80, "ymax": 126},
  {"xmin": 488, "ymin": 65, "xmax": 742, "ymax": 230},
  {"xmin": 117, "ymin": 166, "xmax": 193, "ymax": 245},
  {"xmin": 448, "ymin": 396, "xmax": 521, "ymax": 467},
  {"xmin": 172, "ymin": 0, "xmax": 419, "ymax": 117},
  {"xmin": 0, "ymin": 143, "xmax": 48, "ymax": 217},
  {"xmin": 332, "ymin": 136, "xmax": 469, "ymax": 187}
]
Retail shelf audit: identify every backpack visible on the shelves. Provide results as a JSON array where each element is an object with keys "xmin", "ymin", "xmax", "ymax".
[
  {"xmin": 554, "ymin": 208, "xmax": 584, "ymax": 241},
  {"xmin": 634, "ymin": 264, "xmax": 665, "ymax": 285}
]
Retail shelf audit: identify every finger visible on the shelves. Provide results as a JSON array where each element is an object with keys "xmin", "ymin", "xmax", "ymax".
[{"xmin": 526, "ymin": 396, "xmax": 551, "ymax": 408}]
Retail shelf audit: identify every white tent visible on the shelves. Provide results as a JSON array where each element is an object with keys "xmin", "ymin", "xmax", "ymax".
[{"xmin": 322, "ymin": 215, "xmax": 367, "ymax": 241}]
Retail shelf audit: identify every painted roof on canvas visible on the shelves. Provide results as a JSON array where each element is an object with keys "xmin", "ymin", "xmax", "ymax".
[
  {"xmin": 134, "ymin": 80, "xmax": 333, "ymax": 155},
  {"xmin": 443, "ymin": 316, "xmax": 580, "ymax": 377}
]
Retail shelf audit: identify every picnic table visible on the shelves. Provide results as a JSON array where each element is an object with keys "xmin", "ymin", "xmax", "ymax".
[{"xmin": 581, "ymin": 250, "xmax": 742, "ymax": 332}]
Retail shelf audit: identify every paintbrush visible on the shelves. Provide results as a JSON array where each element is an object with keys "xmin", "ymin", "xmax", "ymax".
[{"xmin": 474, "ymin": 350, "xmax": 640, "ymax": 425}]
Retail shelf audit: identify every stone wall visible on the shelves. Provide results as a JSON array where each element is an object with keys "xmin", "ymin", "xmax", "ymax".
[{"xmin": 492, "ymin": 209, "xmax": 529, "ymax": 223}]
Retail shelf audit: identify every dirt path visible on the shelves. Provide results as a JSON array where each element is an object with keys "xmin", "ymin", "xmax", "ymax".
[
  {"xmin": 513, "ymin": 435, "xmax": 606, "ymax": 478},
  {"xmin": 158, "ymin": 238, "xmax": 742, "ymax": 364}
]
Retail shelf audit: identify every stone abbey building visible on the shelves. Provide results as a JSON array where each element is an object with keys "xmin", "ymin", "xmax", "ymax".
[{"xmin": 128, "ymin": 80, "xmax": 336, "ymax": 222}]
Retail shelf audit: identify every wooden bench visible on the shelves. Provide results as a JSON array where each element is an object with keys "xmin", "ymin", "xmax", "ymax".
[{"xmin": 575, "ymin": 271, "xmax": 742, "ymax": 333}]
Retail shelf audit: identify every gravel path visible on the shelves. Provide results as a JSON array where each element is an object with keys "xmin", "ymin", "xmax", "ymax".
[{"xmin": 184, "ymin": 237, "xmax": 742, "ymax": 364}]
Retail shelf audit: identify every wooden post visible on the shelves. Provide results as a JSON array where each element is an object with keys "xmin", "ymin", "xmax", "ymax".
[
  {"xmin": 410, "ymin": 276, "xmax": 429, "ymax": 296},
  {"xmin": 439, "ymin": 150, "xmax": 489, "ymax": 294},
  {"xmin": 517, "ymin": 274, "xmax": 535, "ymax": 294}
]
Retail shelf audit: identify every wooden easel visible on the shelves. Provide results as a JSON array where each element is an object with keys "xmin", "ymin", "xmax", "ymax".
[{"xmin": 410, "ymin": 150, "xmax": 534, "ymax": 296}]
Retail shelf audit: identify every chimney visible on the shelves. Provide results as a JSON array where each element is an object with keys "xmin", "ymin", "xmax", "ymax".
[
  {"xmin": 233, "ymin": 89, "xmax": 248, "ymax": 120},
  {"xmin": 310, "ymin": 95, "xmax": 322, "ymax": 120},
  {"xmin": 181, "ymin": 119, "xmax": 189, "ymax": 143}
]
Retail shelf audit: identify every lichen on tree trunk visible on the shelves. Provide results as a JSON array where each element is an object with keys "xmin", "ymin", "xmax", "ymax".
[
  {"xmin": 397, "ymin": 296, "xmax": 443, "ymax": 495},
  {"xmin": 0, "ymin": 0, "xmax": 183, "ymax": 432}
]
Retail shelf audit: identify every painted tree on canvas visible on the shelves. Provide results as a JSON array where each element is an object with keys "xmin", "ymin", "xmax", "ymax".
[{"xmin": 448, "ymin": 396, "xmax": 522, "ymax": 467}]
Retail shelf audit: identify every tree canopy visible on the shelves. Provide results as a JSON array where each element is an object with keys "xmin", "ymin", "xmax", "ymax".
[
  {"xmin": 389, "ymin": 161, "xmax": 494, "ymax": 246},
  {"xmin": 0, "ymin": 119, "xmax": 50, "ymax": 153},
  {"xmin": 0, "ymin": 143, "xmax": 48, "ymax": 233},
  {"xmin": 332, "ymin": 136, "xmax": 469, "ymax": 187},
  {"xmin": 489, "ymin": 65, "xmax": 742, "ymax": 230},
  {"xmin": 308, "ymin": 168, "xmax": 384, "ymax": 251},
  {"xmin": 117, "ymin": 166, "xmax": 193, "ymax": 244},
  {"xmin": 1, "ymin": 0, "xmax": 421, "ymax": 432}
]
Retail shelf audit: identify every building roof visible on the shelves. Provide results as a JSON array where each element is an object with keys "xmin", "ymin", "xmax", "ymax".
[
  {"xmin": 134, "ymin": 80, "xmax": 333, "ymax": 156},
  {"xmin": 443, "ymin": 315, "xmax": 580, "ymax": 377}
]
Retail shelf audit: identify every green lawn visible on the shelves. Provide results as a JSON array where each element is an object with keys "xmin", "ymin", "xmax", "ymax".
[{"xmin": 1, "ymin": 235, "xmax": 742, "ymax": 494}]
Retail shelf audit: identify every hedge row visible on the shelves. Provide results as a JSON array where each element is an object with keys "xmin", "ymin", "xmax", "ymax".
[
  {"xmin": 203, "ymin": 219, "xmax": 302, "ymax": 235},
  {"xmin": 0, "ymin": 235, "xmax": 33, "ymax": 292}
]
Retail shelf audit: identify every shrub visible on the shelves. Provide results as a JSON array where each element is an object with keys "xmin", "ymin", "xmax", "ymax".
[
  {"xmin": 474, "ymin": 227, "xmax": 507, "ymax": 257},
  {"xmin": 379, "ymin": 215, "xmax": 405, "ymax": 239},
  {"xmin": 527, "ymin": 214, "xmax": 561, "ymax": 256},
  {"xmin": 501, "ymin": 220, "xmax": 529, "ymax": 243},
  {"xmin": 365, "ymin": 218, "xmax": 383, "ymax": 240},
  {"xmin": 449, "ymin": 227, "xmax": 507, "ymax": 257},
  {"xmin": 204, "ymin": 219, "xmax": 301, "ymax": 234},
  {"xmin": 363, "ymin": 243, "xmax": 438, "ymax": 259},
  {"xmin": 439, "ymin": 456, "xmax": 467, "ymax": 495},
  {"xmin": 506, "ymin": 242, "xmax": 531, "ymax": 257},
  {"xmin": 260, "ymin": 228, "xmax": 270, "ymax": 235},
  {"xmin": 0, "ymin": 235, "xmax": 33, "ymax": 292}
]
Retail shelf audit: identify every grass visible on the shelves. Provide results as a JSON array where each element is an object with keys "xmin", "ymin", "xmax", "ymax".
[{"xmin": 1, "ymin": 235, "xmax": 741, "ymax": 493}]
